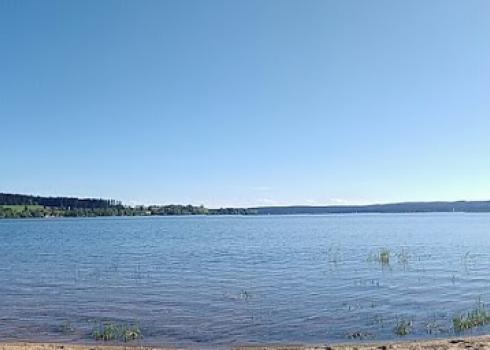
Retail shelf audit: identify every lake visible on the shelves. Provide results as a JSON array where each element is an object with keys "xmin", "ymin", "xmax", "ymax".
[{"xmin": 1, "ymin": 214, "xmax": 490, "ymax": 348}]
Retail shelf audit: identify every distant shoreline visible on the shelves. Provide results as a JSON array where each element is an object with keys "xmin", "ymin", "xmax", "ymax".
[
  {"xmin": 3, "ymin": 193, "xmax": 490, "ymax": 218},
  {"xmin": 1, "ymin": 211, "xmax": 490, "ymax": 221}
]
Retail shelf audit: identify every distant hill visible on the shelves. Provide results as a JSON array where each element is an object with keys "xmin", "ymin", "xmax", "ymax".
[
  {"xmin": 0, "ymin": 193, "xmax": 255, "ymax": 218},
  {"xmin": 3, "ymin": 192, "xmax": 490, "ymax": 218},
  {"xmin": 0, "ymin": 192, "xmax": 121, "ymax": 209},
  {"xmin": 251, "ymin": 201, "xmax": 490, "ymax": 215}
]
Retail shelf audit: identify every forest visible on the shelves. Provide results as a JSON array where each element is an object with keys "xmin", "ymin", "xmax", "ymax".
[{"xmin": 0, "ymin": 193, "xmax": 256, "ymax": 218}]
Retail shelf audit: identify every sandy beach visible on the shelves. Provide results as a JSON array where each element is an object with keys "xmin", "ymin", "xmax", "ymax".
[
  {"xmin": 3, "ymin": 336, "xmax": 490, "ymax": 350},
  {"xmin": 234, "ymin": 336, "xmax": 490, "ymax": 350}
]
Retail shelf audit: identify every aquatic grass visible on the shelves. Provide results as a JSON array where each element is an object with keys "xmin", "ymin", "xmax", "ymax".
[
  {"xmin": 92, "ymin": 323, "xmax": 118, "ymax": 341},
  {"xmin": 425, "ymin": 320, "xmax": 448, "ymax": 334},
  {"xmin": 379, "ymin": 249, "xmax": 390, "ymax": 265},
  {"xmin": 240, "ymin": 289, "xmax": 252, "ymax": 300},
  {"xmin": 61, "ymin": 321, "xmax": 75, "ymax": 334},
  {"xmin": 121, "ymin": 326, "xmax": 142, "ymax": 342},
  {"xmin": 324, "ymin": 244, "xmax": 342, "ymax": 264},
  {"xmin": 396, "ymin": 248, "xmax": 410, "ymax": 266},
  {"xmin": 342, "ymin": 301, "xmax": 361, "ymax": 311},
  {"xmin": 92, "ymin": 322, "xmax": 142, "ymax": 342},
  {"xmin": 347, "ymin": 331, "xmax": 375, "ymax": 340},
  {"xmin": 394, "ymin": 319, "xmax": 412, "ymax": 336},
  {"xmin": 367, "ymin": 315, "xmax": 385, "ymax": 328},
  {"xmin": 367, "ymin": 248, "xmax": 391, "ymax": 265},
  {"xmin": 453, "ymin": 302, "xmax": 490, "ymax": 332}
]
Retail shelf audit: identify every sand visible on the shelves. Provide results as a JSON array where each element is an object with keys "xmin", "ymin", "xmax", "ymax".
[
  {"xmin": 234, "ymin": 336, "xmax": 490, "ymax": 350},
  {"xmin": 2, "ymin": 336, "xmax": 490, "ymax": 350}
]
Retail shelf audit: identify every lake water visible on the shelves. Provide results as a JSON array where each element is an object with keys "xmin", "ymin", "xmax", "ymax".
[{"xmin": 1, "ymin": 214, "xmax": 490, "ymax": 348}]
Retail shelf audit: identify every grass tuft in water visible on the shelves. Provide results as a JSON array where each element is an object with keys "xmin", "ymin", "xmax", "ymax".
[
  {"xmin": 453, "ymin": 301, "xmax": 490, "ymax": 332},
  {"xmin": 425, "ymin": 320, "xmax": 448, "ymax": 334},
  {"xmin": 92, "ymin": 322, "xmax": 142, "ymax": 342},
  {"xmin": 121, "ymin": 326, "xmax": 142, "ymax": 342},
  {"xmin": 240, "ymin": 289, "xmax": 252, "ymax": 300},
  {"xmin": 396, "ymin": 248, "xmax": 410, "ymax": 266},
  {"xmin": 367, "ymin": 248, "xmax": 391, "ymax": 265},
  {"xmin": 61, "ymin": 321, "xmax": 75, "ymax": 334},
  {"xmin": 378, "ymin": 248, "xmax": 390, "ymax": 265},
  {"xmin": 347, "ymin": 331, "xmax": 375, "ymax": 340},
  {"xmin": 394, "ymin": 319, "xmax": 412, "ymax": 336}
]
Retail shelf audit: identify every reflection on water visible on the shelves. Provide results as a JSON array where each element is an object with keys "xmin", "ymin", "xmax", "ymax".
[{"xmin": 1, "ymin": 214, "xmax": 490, "ymax": 348}]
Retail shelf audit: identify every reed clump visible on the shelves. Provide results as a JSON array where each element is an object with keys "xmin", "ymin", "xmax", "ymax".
[
  {"xmin": 378, "ymin": 248, "xmax": 390, "ymax": 265},
  {"xmin": 394, "ymin": 319, "xmax": 412, "ymax": 336},
  {"xmin": 367, "ymin": 248, "xmax": 391, "ymax": 265},
  {"xmin": 453, "ymin": 303, "xmax": 490, "ymax": 332},
  {"xmin": 92, "ymin": 322, "xmax": 141, "ymax": 342}
]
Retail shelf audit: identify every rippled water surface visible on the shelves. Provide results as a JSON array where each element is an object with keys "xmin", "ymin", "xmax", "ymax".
[{"xmin": 1, "ymin": 214, "xmax": 490, "ymax": 347}]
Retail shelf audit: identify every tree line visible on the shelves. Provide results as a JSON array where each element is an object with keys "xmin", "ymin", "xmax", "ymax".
[
  {"xmin": 0, "ymin": 193, "xmax": 121, "ymax": 209},
  {"xmin": 0, "ymin": 193, "xmax": 256, "ymax": 219}
]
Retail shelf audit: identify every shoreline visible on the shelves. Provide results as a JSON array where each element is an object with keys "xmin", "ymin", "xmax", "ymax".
[
  {"xmin": 2, "ymin": 336, "xmax": 490, "ymax": 350},
  {"xmin": 0, "ymin": 211, "xmax": 486, "ymax": 221}
]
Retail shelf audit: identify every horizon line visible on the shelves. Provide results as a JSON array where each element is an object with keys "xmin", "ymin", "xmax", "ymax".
[{"xmin": 2, "ymin": 192, "xmax": 490, "ymax": 209}]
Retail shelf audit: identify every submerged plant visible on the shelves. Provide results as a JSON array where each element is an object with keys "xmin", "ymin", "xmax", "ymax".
[
  {"xmin": 367, "ymin": 248, "xmax": 391, "ymax": 265},
  {"xmin": 92, "ymin": 323, "xmax": 119, "ymax": 341},
  {"xmin": 61, "ymin": 321, "xmax": 75, "ymax": 334},
  {"xmin": 394, "ymin": 319, "xmax": 412, "ymax": 336},
  {"xmin": 453, "ymin": 301, "xmax": 490, "ymax": 332},
  {"xmin": 367, "ymin": 315, "xmax": 385, "ymax": 328},
  {"xmin": 347, "ymin": 331, "xmax": 375, "ymax": 340},
  {"xmin": 121, "ymin": 326, "xmax": 142, "ymax": 342},
  {"xmin": 425, "ymin": 320, "xmax": 448, "ymax": 334},
  {"xmin": 92, "ymin": 322, "xmax": 142, "ymax": 342},
  {"xmin": 396, "ymin": 248, "xmax": 410, "ymax": 266},
  {"xmin": 378, "ymin": 248, "xmax": 390, "ymax": 265},
  {"xmin": 325, "ymin": 244, "xmax": 342, "ymax": 264},
  {"xmin": 240, "ymin": 289, "xmax": 252, "ymax": 300}
]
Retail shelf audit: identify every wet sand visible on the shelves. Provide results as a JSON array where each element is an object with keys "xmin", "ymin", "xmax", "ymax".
[{"xmin": 3, "ymin": 336, "xmax": 490, "ymax": 350}]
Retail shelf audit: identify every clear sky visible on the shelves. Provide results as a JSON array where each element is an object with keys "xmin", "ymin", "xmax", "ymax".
[{"xmin": 1, "ymin": 0, "xmax": 489, "ymax": 208}]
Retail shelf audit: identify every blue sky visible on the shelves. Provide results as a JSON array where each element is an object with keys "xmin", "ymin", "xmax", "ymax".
[{"xmin": 1, "ymin": 0, "xmax": 489, "ymax": 207}]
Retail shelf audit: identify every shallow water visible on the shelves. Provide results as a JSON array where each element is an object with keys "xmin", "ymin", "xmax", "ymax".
[{"xmin": 1, "ymin": 214, "xmax": 490, "ymax": 348}]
